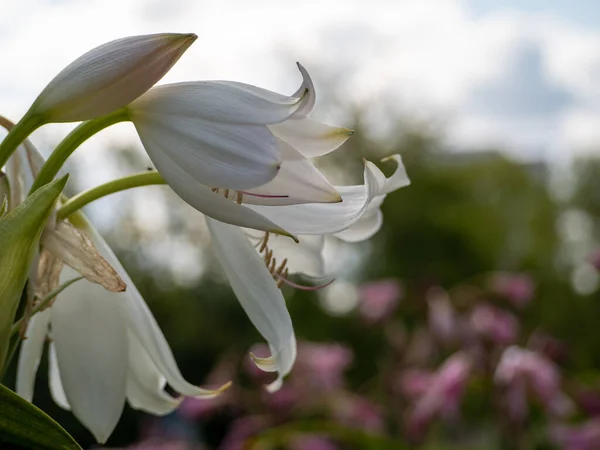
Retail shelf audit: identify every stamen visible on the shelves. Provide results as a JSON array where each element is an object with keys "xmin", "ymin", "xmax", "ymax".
[
  {"xmin": 259, "ymin": 232, "xmax": 270, "ymax": 253},
  {"xmin": 211, "ymin": 187, "xmax": 219, "ymax": 193},
  {"xmin": 236, "ymin": 192, "xmax": 243, "ymax": 204},
  {"xmin": 264, "ymin": 249, "xmax": 273, "ymax": 265},
  {"xmin": 223, "ymin": 189, "xmax": 230, "ymax": 199},
  {"xmin": 269, "ymin": 258, "xmax": 276, "ymax": 274},
  {"xmin": 275, "ymin": 258, "xmax": 288, "ymax": 275},
  {"xmin": 275, "ymin": 274, "xmax": 335, "ymax": 291}
]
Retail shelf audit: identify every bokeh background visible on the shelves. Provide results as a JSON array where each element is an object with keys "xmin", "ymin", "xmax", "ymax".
[{"xmin": 4, "ymin": 1, "xmax": 600, "ymax": 449}]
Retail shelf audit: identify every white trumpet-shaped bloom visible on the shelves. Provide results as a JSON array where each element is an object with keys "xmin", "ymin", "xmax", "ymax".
[
  {"xmin": 204, "ymin": 155, "xmax": 409, "ymax": 391},
  {"xmin": 30, "ymin": 33, "xmax": 196, "ymax": 123},
  {"xmin": 17, "ymin": 220, "xmax": 226, "ymax": 443},
  {"xmin": 127, "ymin": 64, "xmax": 350, "ymax": 207}
]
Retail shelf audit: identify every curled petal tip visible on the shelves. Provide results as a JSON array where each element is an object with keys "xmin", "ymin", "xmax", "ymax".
[
  {"xmin": 214, "ymin": 380, "xmax": 233, "ymax": 394},
  {"xmin": 331, "ymin": 192, "xmax": 343, "ymax": 203},
  {"xmin": 271, "ymin": 228, "xmax": 299, "ymax": 243}
]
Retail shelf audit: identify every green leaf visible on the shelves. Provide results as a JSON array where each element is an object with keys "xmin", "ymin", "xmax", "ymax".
[
  {"xmin": 0, "ymin": 383, "xmax": 81, "ymax": 449},
  {"xmin": 0, "ymin": 175, "xmax": 68, "ymax": 370}
]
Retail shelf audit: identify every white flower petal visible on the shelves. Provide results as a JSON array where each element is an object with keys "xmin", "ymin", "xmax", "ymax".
[
  {"xmin": 133, "ymin": 114, "xmax": 281, "ymax": 191},
  {"xmin": 126, "ymin": 332, "xmax": 181, "ymax": 415},
  {"xmin": 248, "ymin": 161, "xmax": 381, "ymax": 235},
  {"xmin": 248, "ymin": 154, "xmax": 409, "ymax": 235},
  {"xmin": 291, "ymin": 63, "xmax": 316, "ymax": 118},
  {"xmin": 206, "ymin": 218, "xmax": 296, "ymax": 391},
  {"xmin": 334, "ymin": 208, "xmax": 384, "ymax": 243},
  {"xmin": 80, "ymin": 219, "xmax": 226, "ymax": 399},
  {"xmin": 143, "ymin": 141, "xmax": 293, "ymax": 234},
  {"xmin": 268, "ymin": 118, "xmax": 353, "ymax": 158},
  {"xmin": 244, "ymin": 141, "xmax": 341, "ymax": 205},
  {"xmin": 31, "ymin": 33, "xmax": 196, "ymax": 122},
  {"xmin": 16, "ymin": 310, "xmax": 50, "ymax": 402},
  {"xmin": 51, "ymin": 271, "xmax": 128, "ymax": 444},
  {"xmin": 48, "ymin": 343, "xmax": 71, "ymax": 410},
  {"xmin": 129, "ymin": 63, "xmax": 313, "ymax": 126},
  {"xmin": 381, "ymin": 154, "xmax": 411, "ymax": 193}
]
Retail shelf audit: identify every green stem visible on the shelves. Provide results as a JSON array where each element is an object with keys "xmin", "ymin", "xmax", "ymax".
[
  {"xmin": 29, "ymin": 109, "xmax": 129, "ymax": 193},
  {"xmin": 0, "ymin": 114, "xmax": 45, "ymax": 169},
  {"xmin": 57, "ymin": 172, "xmax": 167, "ymax": 219}
]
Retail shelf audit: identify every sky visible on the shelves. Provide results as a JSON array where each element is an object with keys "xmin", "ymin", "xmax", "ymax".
[
  {"xmin": 2, "ymin": 0, "xmax": 600, "ymax": 227},
  {"xmin": 2, "ymin": 0, "xmax": 600, "ymax": 165}
]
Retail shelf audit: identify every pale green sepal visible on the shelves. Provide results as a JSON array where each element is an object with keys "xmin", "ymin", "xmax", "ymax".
[
  {"xmin": 0, "ymin": 383, "xmax": 81, "ymax": 449},
  {"xmin": 0, "ymin": 175, "xmax": 68, "ymax": 370}
]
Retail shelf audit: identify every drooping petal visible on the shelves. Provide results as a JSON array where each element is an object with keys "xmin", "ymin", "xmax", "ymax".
[
  {"xmin": 31, "ymin": 33, "xmax": 197, "ymax": 122},
  {"xmin": 129, "ymin": 63, "xmax": 314, "ymax": 126},
  {"xmin": 247, "ymin": 154, "xmax": 409, "ymax": 235},
  {"xmin": 268, "ymin": 118, "xmax": 353, "ymax": 159},
  {"xmin": 141, "ymin": 140, "xmax": 293, "ymax": 234},
  {"xmin": 76, "ymin": 216, "xmax": 227, "ymax": 399},
  {"xmin": 206, "ymin": 218, "xmax": 296, "ymax": 392},
  {"xmin": 42, "ymin": 221, "xmax": 126, "ymax": 292},
  {"xmin": 126, "ymin": 332, "xmax": 181, "ymax": 415},
  {"xmin": 48, "ymin": 343, "xmax": 71, "ymax": 410},
  {"xmin": 132, "ymin": 113, "xmax": 281, "ymax": 190},
  {"xmin": 16, "ymin": 309, "xmax": 50, "ymax": 402},
  {"xmin": 51, "ymin": 268, "xmax": 128, "ymax": 444},
  {"xmin": 244, "ymin": 141, "xmax": 341, "ymax": 205},
  {"xmin": 334, "ymin": 208, "xmax": 384, "ymax": 243}
]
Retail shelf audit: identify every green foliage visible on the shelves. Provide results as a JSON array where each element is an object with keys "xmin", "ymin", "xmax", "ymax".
[
  {"xmin": 0, "ymin": 383, "xmax": 80, "ymax": 450},
  {"xmin": 0, "ymin": 175, "xmax": 68, "ymax": 370}
]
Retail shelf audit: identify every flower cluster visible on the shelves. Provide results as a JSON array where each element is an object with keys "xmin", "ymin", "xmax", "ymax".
[{"xmin": 0, "ymin": 33, "xmax": 409, "ymax": 443}]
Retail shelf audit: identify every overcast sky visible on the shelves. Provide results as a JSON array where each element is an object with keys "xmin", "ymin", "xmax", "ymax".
[{"xmin": 2, "ymin": 0, "xmax": 600, "ymax": 189}]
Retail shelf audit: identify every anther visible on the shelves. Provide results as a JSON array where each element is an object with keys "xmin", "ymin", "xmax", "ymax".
[
  {"xmin": 224, "ymin": 189, "xmax": 230, "ymax": 199},
  {"xmin": 269, "ymin": 258, "xmax": 277, "ymax": 274},
  {"xmin": 236, "ymin": 192, "xmax": 243, "ymax": 204},
  {"xmin": 259, "ymin": 233, "xmax": 270, "ymax": 253},
  {"xmin": 276, "ymin": 258, "xmax": 288, "ymax": 275}
]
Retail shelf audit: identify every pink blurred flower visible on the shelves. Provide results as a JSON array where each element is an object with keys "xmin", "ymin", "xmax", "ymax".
[
  {"xmin": 589, "ymin": 250, "xmax": 600, "ymax": 271},
  {"xmin": 550, "ymin": 418, "xmax": 600, "ymax": 450},
  {"xmin": 332, "ymin": 395, "xmax": 385, "ymax": 434},
  {"xmin": 295, "ymin": 342, "xmax": 353, "ymax": 393},
  {"xmin": 495, "ymin": 346, "xmax": 574, "ymax": 423},
  {"xmin": 358, "ymin": 279, "xmax": 402, "ymax": 324},
  {"xmin": 289, "ymin": 435, "xmax": 338, "ymax": 450},
  {"xmin": 427, "ymin": 287, "xmax": 457, "ymax": 344},
  {"xmin": 470, "ymin": 303, "xmax": 519, "ymax": 345},
  {"xmin": 396, "ymin": 369, "xmax": 434, "ymax": 399},
  {"xmin": 406, "ymin": 352, "xmax": 473, "ymax": 440},
  {"xmin": 491, "ymin": 272, "xmax": 535, "ymax": 308},
  {"xmin": 117, "ymin": 439, "xmax": 203, "ymax": 450}
]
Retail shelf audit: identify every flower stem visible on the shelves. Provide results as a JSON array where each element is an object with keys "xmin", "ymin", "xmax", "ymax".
[
  {"xmin": 57, "ymin": 171, "xmax": 167, "ymax": 219},
  {"xmin": 29, "ymin": 108, "xmax": 129, "ymax": 193},
  {"xmin": 0, "ymin": 114, "xmax": 45, "ymax": 169}
]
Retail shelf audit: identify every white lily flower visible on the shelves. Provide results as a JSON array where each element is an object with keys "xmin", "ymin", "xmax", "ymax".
[
  {"xmin": 204, "ymin": 155, "xmax": 409, "ymax": 391},
  {"xmin": 17, "ymin": 218, "xmax": 227, "ymax": 443},
  {"xmin": 1, "ymin": 120, "xmax": 226, "ymax": 443},
  {"xmin": 30, "ymin": 33, "xmax": 196, "ymax": 123},
  {"xmin": 126, "ymin": 64, "xmax": 349, "ymax": 217}
]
